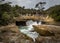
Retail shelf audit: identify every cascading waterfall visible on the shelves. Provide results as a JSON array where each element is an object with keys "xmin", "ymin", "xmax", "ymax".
[{"xmin": 19, "ymin": 20, "xmax": 41, "ymax": 42}]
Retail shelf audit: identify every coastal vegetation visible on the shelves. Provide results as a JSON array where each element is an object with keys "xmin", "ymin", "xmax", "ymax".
[
  {"xmin": 0, "ymin": 0, "xmax": 60, "ymax": 43},
  {"xmin": 0, "ymin": 3, "xmax": 40, "ymax": 26},
  {"xmin": 46, "ymin": 5, "xmax": 60, "ymax": 22},
  {"xmin": 0, "ymin": 1, "xmax": 60, "ymax": 26}
]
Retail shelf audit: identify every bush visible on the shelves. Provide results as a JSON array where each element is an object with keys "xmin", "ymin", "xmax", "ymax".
[
  {"xmin": 0, "ymin": 12, "xmax": 14, "ymax": 25},
  {"xmin": 46, "ymin": 5, "xmax": 60, "ymax": 22}
]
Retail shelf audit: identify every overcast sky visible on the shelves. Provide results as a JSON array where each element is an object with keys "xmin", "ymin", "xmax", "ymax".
[{"xmin": 3, "ymin": 0, "xmax": 60, "ymax": 9}]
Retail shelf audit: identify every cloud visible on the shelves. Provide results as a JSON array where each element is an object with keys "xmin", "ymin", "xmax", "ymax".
[{"xmin": 4, "ymin": 0, "xmax": 60, "ymax": 9}]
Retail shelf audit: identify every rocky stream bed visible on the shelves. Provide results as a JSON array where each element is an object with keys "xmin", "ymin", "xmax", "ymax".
[{"xmin": 0, "ymin": 24, "xmax": 60, "ymax": 43}]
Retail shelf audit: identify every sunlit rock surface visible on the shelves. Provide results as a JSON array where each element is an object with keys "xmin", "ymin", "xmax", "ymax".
[
  {"xmin": 33, "ymin": 25, "xmax": 60, "ymax": 36},
  {"xmin": 33, "ymin": 25, "xmax": 60, "ymax": 43}
]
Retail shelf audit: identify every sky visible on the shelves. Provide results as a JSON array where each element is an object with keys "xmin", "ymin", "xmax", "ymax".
[{"xmin": 1, "ymin": 0, "xmax": 60, "ymax": 9}]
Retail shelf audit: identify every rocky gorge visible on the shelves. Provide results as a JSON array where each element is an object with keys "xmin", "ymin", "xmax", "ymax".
[
  {"xmin": 0, "ymin": 24, "xmax": 34, "ymax": 43},
  {"xmin": 0, "ymin": 23, "xmax": 60, "ymax": 43}
]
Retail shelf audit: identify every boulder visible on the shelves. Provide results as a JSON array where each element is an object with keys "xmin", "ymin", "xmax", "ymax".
[{"xmin": 33, "ymin": 25, "xmax": 60, "ymax": 36}]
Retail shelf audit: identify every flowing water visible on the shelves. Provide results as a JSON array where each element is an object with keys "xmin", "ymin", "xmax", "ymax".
[{"xmin": 19, "ymin": 20, "xmax": 41, "ymax": 42}]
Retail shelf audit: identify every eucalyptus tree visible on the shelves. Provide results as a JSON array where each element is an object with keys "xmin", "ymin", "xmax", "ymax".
[
  {"xmin": 0, "ymin": 0, "xmax": 5, "ymax": 17},
  {"xmin": 35, "ymin": 2, "xmax": 46, "ymax": 12},
  {"xmin": 0, "ymin": 0, "xmax": 13, "ymax": 25}
]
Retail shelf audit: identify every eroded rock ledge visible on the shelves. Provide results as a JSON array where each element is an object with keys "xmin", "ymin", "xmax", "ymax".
[
  {"xmin": 33, "ymin": 25, "xmax": 60, "ymax": 36},
  {"xmin": 33, "ymin": 25, "xmax": 60, "ymax": 43}
]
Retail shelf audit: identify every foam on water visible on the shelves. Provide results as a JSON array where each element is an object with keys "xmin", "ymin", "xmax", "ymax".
[{"xmin": 20, "ymin": 20, "xmax": 41, "ymax": 42}]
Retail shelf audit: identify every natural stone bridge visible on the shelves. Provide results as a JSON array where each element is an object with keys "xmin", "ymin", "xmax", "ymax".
[
  {"xmin": 14, "ymin": 15, "xmax": 41, "ymax": 26},
  {"xmin": 14, "ymin": 15, "xmax": 54, "ymax": 26},
  {"xmin": 15, "ymin": 16, "xmax": 40, "ymax": 21},
  {"xmin": 15, "ymin": 15, "xmax": 54, "ymax": 21}
]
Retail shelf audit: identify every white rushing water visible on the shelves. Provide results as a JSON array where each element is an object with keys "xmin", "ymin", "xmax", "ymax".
[{"xmin": 19, "ymin": 20, "xmax": 41, "ymax": 42}]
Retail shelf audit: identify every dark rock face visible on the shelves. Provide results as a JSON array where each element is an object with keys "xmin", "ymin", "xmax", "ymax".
[
  {"xmin": 41, "ymin": 21, "xmax": 46, "ymax": 24},
  {"xmin": 16, "ymin": 21, "xmax": 26, "ymax": 26}
]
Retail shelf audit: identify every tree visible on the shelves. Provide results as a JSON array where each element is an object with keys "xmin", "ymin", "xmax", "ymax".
[
  {"xmin": 0, "ymin": 2, "xmax": 14, "ymax": 26},
  {"xmin": 0, "ymin": 3, "xmax": 12, "ymax": 19},
  {"xmin": 35, "ymin": 2, "xmax": 46, "ymax": 12},
  {"xmin": 46, "ymin": 5, "xmax": 60, "ymax": 22},
  {"xmin": 0, "ymin": 12, "xmax": 14, "ymax": 25}
]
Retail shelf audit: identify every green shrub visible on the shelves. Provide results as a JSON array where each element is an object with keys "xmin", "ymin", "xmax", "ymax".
[{"xmin": 46, "ymin": 5, "xmax": 60, "ymax": 22}]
